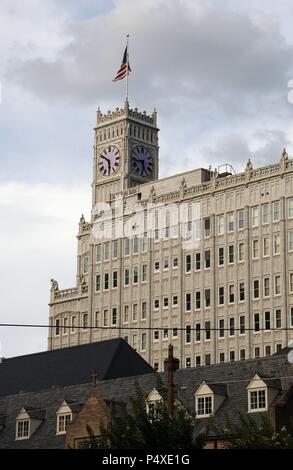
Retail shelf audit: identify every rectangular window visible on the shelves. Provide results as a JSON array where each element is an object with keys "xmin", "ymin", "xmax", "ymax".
[
  {"xmin": 57, "ymin": 414, "xmax": 72, "ymax": 435},
  {"xmin": 262, "ymin": 204, "xmax": 269, "ymax": 225},
  {"xmin": 275, "ymin": 309, "xmax": 282, "ymax": 329},
  {"xmin": 185, "ymin": 254, "xmax": 192, "ymax": 273},
  {"xmin": 173, "ymin": 257, "xmax": 178, "ymax": 269},
  {"xmin": 265, "ymin": 345, "xmax": 271, "ymax": 357},
  {"xmin": 195, "ymin": 323, "xmax": 201, "ymax": 342},
  {"xmin": 16, "ymin": 420, "xmax": 30, "ymax": 439},
  {"xmin": 273, "ymin": 201, "xmax": 280, "ymax": 222},
  {"xmin": 83, "ymin": 256, "xmax": 89, "ymax": 274},
  {"xmin": 219, "ymin": 319, "xmax": 225, "ymax": 338},
  {"xmin": 112, "ymin": 240, "xmax": 119, "ymax": 259},
  {"xmin": 219, "ymin": 352, "xmax": 225, "ymax": 363},
  {"xmin": 172, "ymin": 328, "xmax": 178, "ymax": 338},
  {"xmin": 196, "ymin": 356, "xmax": 201, "ymax": 367},
  {"xmin": 218, "ymin": 287, "xmax": 225, "ymax": 305},
  {"xmin": 239, "ymin": 282, "xmax": 245, "ymax": 302},
  {"xmin": 132, "ymin": 304, "xmax": 138, "ymax": 322},
  {"xmin": 290, "ymin": 307, "xmax": 293, "ymax": 327},
  {"xmin": 238, "ymin": 209, "xmax": 245, "ymax": 230},
  {"xmin": 229, "ymin": 285, "xmax": 235, "ymax": 304},
  {"xmin": 186, "ymin": 293, "xmax": 191, "ymax": 312},
  {"xmin": 197, "ymin": 396, "xmax": 212, "ymax": 417},
  {"xmin": 252, "ymin": 206, "xmax": 259, "ymax": 227},
  {"xmin": 71, "ymin": 316, "xmax": 76, "ymax": 333},
  {"xmin": 112, "ymin": 271, "xmax": 118, "ymax": 289},
  {"xmin": 123, "ymin": 305, "xmax": 129, "ymax": 323},
  {"xmin": 95, "ymin": 274, "xmax": 101, "ymax": 292},
  {"xmin": 218, "ymin": 247, "xmax": 224, "ymax": 266},
  {"xmin": 163, "ymin": 297, "xmax": 169, "ymax": 309},
  {"xmin": 229, "ymin": 317, "xmax": 235, "ymax": 336},
  {"xmin": 240, "ymin": 349, "xmax": 246, "ymax": 361},
  {"xmin": 218, "ymin": 214, "xmax": 224, "ymax": 235},
  {"xmin": 112, "ymin": 307, "xmax": 117, "ymax": 326},
  {"xmin": 104, "ymin": 273, "xmax": 109, "ymax": 290},
  {"xmin": 288, "ymin": 231, "xmax": 293, "ymax": 252},
  {"xmin": 133, "ymin": 266, "xmax": 139, "ymax": 284},
  {"xmin": 185, "ymin": 325, "xmax": 191, "ymax": 344},
  {"xmin": 239, "ymin": 316, "xmax": 245, "ymax": 335},
  {"xmin": 254, "ymin": 347, "xmax": 260, "ymax": 358},
  {"xmin": 228, "ymin": 245, "xmax": 234, "ymax": 264},
  {"xmin": 264, "ymin": 278, "xmax": 270, "ymax": 297},
  {"xmin": 288, "ymin": 197, "xmax": 293, "ymax": 219},
  {"xmin": 263, "ymin": 237, "xmax": 270, "ymax": 257},
  {"xmin": 254, "ymin": 313, "xmax": 260, "ymax": 332},
  {"xmin": 195, "ymin": 291, "xmax": 201, "ymax": 310},
  {"xmin": 142, "ymin": 264, "xmax": 147, "ymax": 282},
  {"xmin": 63, "ymin": 318, "xmax": 68, "ymax": 335},
  {"xmin": 238, "ymin": 242, "xmax": 244, "ymax": 262},
  {"xmin": 104, "ymin": 243, "xmax": 110, "ymax": 261},
  {"xmin": 154, "ymin": 261, "xmax": 160, "ymax": 272},
  {"xmin": 230, "ymin": 351, "xmax": 235, "ymax": 362},
  {"xmin": 96, "ymin": 244, "xmax": 102, "ymax": 263},
  {"xmin": 186, "ymin": 357, "xmax": 191, "ymax": 368},
  {"xmin": 124, "ymin": 268, "xmax": 130, "ymax": 286},
  {"xmin": 273, "ymin": 234, "xmax": 280, "ymax": 255},
  {"xmin": 142, "ymin": 233, "xmax": 148, "ymax": 252},
  {"xmin": 184, "ymin": 222, "xmax": 192, "ymax": 241},
  {"xmin": 253, "ymin": 280, "xmax": 260, "ymax": 299},
  {"xmin": 205, "ymin": 289, "xmax": 211, "ymax": 308},
  {"xmin": 205, "ymin": 250, "xmax": 211, "ymax": 269},
  {"xmin": 274, "ymin": 275, "xmax": 281, "ymax": 295},
  {"xmin": 290, "ymin": 273, "xmax": 293, "ymax": 293},
  {"xmin": 204, "ymin": 218, "xmax": 211, "ymax": 238},
  {"xmin": 141, "ymin": 333, "xmax": 146, "ymax": 351},
  {"xmin": 205, "ymin": 321, "xmax": 211, "ymax": 340},
  {"xmin": 55, "ymin": 319, "xmax": 60, "ymax": 336},
  {"xmin": 124, "ymin": 238, "xmax": 130, "ymax": 256},
  {"xmin": 172, "ymin": 295, "xmax": 178, "ymax": 307},
  {"xmin": 252, "ymin": 239, "xmax": 259, "ymax": 259},
  {"xmin": 133, "ymin": 236, "xmax": 139, "ymax": 254},
  {"xmin": 163, "ymin": 258, "xmax": 169, "ymax": 270},
  {"xmin": 195, "ymin": 253, "xmax": 201, "ymax": 270},
  {"xmin": 82, "ymin": 313, "xmax": 88, "ymax": 330},
  {"xmin": 103, "ymin": 310, "xmax": 109, "ymax": 327},
  {"xmin": 228, "ymin": 212, "xmax": 234, "ymax": 232},
  {"xmin": 171, "ymin": 225, "xmax": 179, "ymax": 239},
  {"xmin": 250, "ymin": 390, "xmax": 267, "ymax": 411},
  {"xmin": 265, "ymin": 311, "xmax": 271, "ymax": 330},
  {"xmin": 154, "ymin": 299, "xmax": 160, "ymax": 310}
]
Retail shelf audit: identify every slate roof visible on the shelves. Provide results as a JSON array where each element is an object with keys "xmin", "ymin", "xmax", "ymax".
[{"xmin": 0, "ymin": 338, "xmax": 154, "ymax": 397}]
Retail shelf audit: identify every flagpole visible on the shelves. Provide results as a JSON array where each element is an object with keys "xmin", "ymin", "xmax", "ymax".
[{"xmin": 126, "ymin": 34, "xmax": 129, "ymax": 103}]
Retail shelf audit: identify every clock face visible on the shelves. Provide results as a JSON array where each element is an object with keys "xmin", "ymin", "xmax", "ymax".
[
  {"xmin": 99, "ymin": 145, "xmax": 121, "ymax": 176},
  {"xmin": 131, "ymin": 146, "xmax": 153, "ymax": 177}
]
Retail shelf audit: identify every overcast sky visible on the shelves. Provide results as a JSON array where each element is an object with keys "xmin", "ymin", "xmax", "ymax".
[{"xmin": 1, "ymin": 0, "xmax": 293, "ymax": 357}]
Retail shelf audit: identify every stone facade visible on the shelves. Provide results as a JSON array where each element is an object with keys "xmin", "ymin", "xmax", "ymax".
[{"xmin": 48, "ymin": 102, "xmax": 293, "ymax": 371}]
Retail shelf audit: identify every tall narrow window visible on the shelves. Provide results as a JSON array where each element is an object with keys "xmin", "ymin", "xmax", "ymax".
[
  {"xmin": 112, "ymin": 271, "xmax": 118, "ymax": 289},
  {"xmin": 254, "ymin": 313, "xmax": 260, "ymax": 332},
  {"xmin": 205, "ymin": 250, "xmax": 211, "ymax": 269},
  {"xmin": 253, "ymin": 280, "xmax": 260, "ymax": 299},
  {"xmin": 204, "ymin": 218, "xmax": 211, "ymax": 238},
  {"xmin": 275, "ymin": 309, "xmax": 282, "ymax": 329},
  {"xmin": 112, "ymin": 240, "xmax": 119, "ymax": 259},
  {"xmin": 205, "ymin": 289, "xmax": 211, "ymax": 308},
  {"xmin": 239, "ymin": 316, "xmax": 245, "ymax": 335},
  {"xmin": 185, "ymin": 293, "xmax": 191, "ymax": 312},
  {"xmin": 288, "ymin": 197, "xmax": 293, "ymax": 219},
  {"xmin": 238, "ymin": 242, "xmax": 244, "ymax": 262},
  {"xmin": 228, "ymin": 213, "xmax": 234, "ymax": 232},
  {"xmin": 124, "ymin": 268, "xmax": 130, "ymax": 286},
  {"xmin": 185, "ymin": 325, "xmax": 191, "ymax": 344},
  {"xmin": 218, "ymin": 214, "xmax": 224, "ymax": 235},
  {"xmin": 262, "ymin": 204, "xmax": 269, "ymax": 225},
  {"xmin": 273, "ymin": 201, "xmax": 280, "ymax": 222},
  {"xmin": 263, "ymin": 237, "xmax": 270, "ymax": 257},
  {"xmin": 238, "ymin": 209, "xmax": 245, "ymax": 230},
  {"xmin": 195, "ymin": 253, "xmax": 201, "ymax": 270},
  {"xmin": 219, "ymin": 319, "xmax": 225, "ymax": 338},
  {"xmin": 141, "ymin": 301, "xmax": 147, "ymax": 320},
  {"xmin": 218, "ymin": 247, "xmax": 224, "ymax": 266},
  {"xmin": 228, "ymin": 285, "xmax": 235, "ymax": 304},
  {"xmin": 229, "ymin": 317, "xmax": 235, "ymax": 336},
  {"xmin": 264, "ymin": 278, "xmax": 270, "ymax": 297},
  {"xmin": 195, "ymin": 291, "xmax": 201, "ymax": 310},
  {"xmin": 228, "ymin": 245, "xmax": 234, "ymax": 264},
  {"xmin": 185, "ymin": 254, "xmax": 192, "ymax": 273},
  {"xmin": 96, "ymin": 244, "xmax": 102, "ymax": 262},
  {"xmin": 239, "ymin": 282, "xmax": 245, "ymax": 301},
  {"xmin": 205, "ymin": 321, "xmax": 211, "ymax": 340},
  {"xmin": 124, "ymin": 238, "xmax": 130, "ymax": 256},
  {"xmin": 218, "ymin": 287, "xmax": 225, "ymax": 305},
  {"xmin": 264, "ymin": 311, "xmax": 271, "ymax": 330},
  {"xmin": 252, "ymin": 207, "xmax": 259, "ymax": 227},
  {"xmin": 274, "ymin": 275, "xmax": 281, "ymax": 295},
  {"xmin": 252, "ymin": 240, "xmax": 259, "ymax": 259},
  {"xmin": 273, "ymin": 234, "xmax": 280, "ymax": 255}
]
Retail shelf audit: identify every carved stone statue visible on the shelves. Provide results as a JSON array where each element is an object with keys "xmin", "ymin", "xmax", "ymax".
[
  {"xmin": 281, "ymin": 148, "xmax": 289, "ymax": 161},
  {"xmin": 50, "ymin": 279, "xmax": 59, "ymax": 292},
  {"xmin": 79, "ymin": 214, "xmax": 85, "ymax": 225},
  {"xmin": 246, "ymin": 158, "xmax": 253, "ymax": 171}
]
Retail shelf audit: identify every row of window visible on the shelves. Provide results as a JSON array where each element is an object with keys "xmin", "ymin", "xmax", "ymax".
[{"xmin": 16, "ymin": 412, "xmax": 72, "ymax": 440}]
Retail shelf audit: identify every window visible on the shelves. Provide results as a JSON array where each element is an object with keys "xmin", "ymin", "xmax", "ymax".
[
  {"xmin": 218, "ymin": 214, "xmax": 224, "ymax": 235},
  {"xmin": 218, "ymin": 287, "xmax": 225, "ymax": 305},
  {"xmin": 252, "ymin": 239, "xmax": 259, "ymax": 259},
  {"xmin": 195, "ymin": 291, "xmax": 201, "ymax": 310},
  {"xmin": 133, "ymin": 236, "xmax": 139, "ymax": 254},
  {"xmin": 264, "ymin": 311, "xmax": 271, "ymax": 330},
  {"xmin": 262, "ymin": 204, "xmax": 269, "ymax": 225},
  {"xmin": 288, "ymin": 197, "xmax": 293, "ymax": 218},
  {"xmin": 184, "ymin": 221, "xmax": 192, "ymax": 241},
  {"xmin": 163, "ymin": 258, "xmax": 169, "ymax": 270},
  {"xmin": 104, "ymin": 272, "xmax": 109, "ymax": 290},
  {"xmin": 95, "ymin": 274, "xmax": 101, "ymax": 292},
  {"xmin": 273, "ymin": 201, "xmax": 280, "ymax": 222},
  {"xmin": 205, "ymin": 354, "xmax": 211, "ymax": 366},
  {"xmin": 264, "ymin": 278, "xmax": 270, "ymax": 297},
  {"xmin": 238, "ymin": 242, "xmax": 244, "ymax": 262},
  {"xmin": 140, "ymin": 301, "xmax": 147, "ymax": 321},
  {"xmin": 55, "ymin": 319, "xmax": 60, "ymax": 336},
  {"xmin": 171, "ymin": 225, "xmax": 179, "ymax": 238},
  {"xmin": 238, "ymin": 210, "xmax": 245, "ymax": 230},
  {"xmin": 57, "ymin": 414, "xmax": 72, "ymax": 435},
  {"xmin": 205, "ymin": 321, "xmax": 211, "ymax": 340},
  {"xmin": 229, "ymin": 317, "xmax": 235, "ymax": 336},
  {"xmin": 112, "ymin": 271, "xmax": 118, "ymax": 289},
  {"xmin": 186, "ymin": 358, "xmax": 191, "ymax": 368},
  {"xmin": 112, "ymin": 240, "xmax": 119, "ymax": 259},
  {"xmin": 83, "ymin": 256, "xmax": 89, "ymax": 274},
  {"xmin": 124, "ymin": 238, "xmax": 130, "ymax": 256},
  {"xmin": 104, "ymin": 243, "xmax": 110, "ymax": 261},
  {"xmin": 132, "ymin": 334, "xmax": 138, "ymax": 350},
  {"xmin": 163, "ymin": 297, "xmax": 169, "ymax": 309},
  {"xmin": 273, "ymin": 234, "xmax": 280, "ymax": 255},
  {"xmin": 142, "ymin": 233, "xmax": 148, "ymax": 252},
  {"xmin": 153, "ymin": 362, "xmax": 159, "ymax": 371},
  {"xmin": 196, "ymin": 396, "xmax": 212, "ymax": 417},
  {"xmin": 82, "ymin": 313, "xmax": 88, "ymax": 330},
  {"xmin": 111, "ymin": 307, "xmax": 117, "ymax": 326},
  {"xmin": 124, "ymin": 268, "xmax": 130, "ymax": 286},
  {"xmin": 172, "ymin": 295, "xmax": 178, "ymax": 307},
  {"xmin": 95, "ymin": 311, "xmax": 99, "ymax": 329},
  {"xmin": 230, "ymin": 351, "xmax": 235, "ymax": 362},
  {"xmin": 240, "ymin": 349, "xmax": 246, "ymax": 361},
  {"xmin": 172, "ymin": 328, "xmax": 178, "ymax": 338},
  {"xmin": 16, "ymin": 420, "xmax": 30, "ymax": 440},
  {"xmin": 163, "ymin": 329, "xmax": 169, "ymax": 340},
  {"xmin": 154, "ymin": 261, "xmax": 160, "ymax": 272},
  {"xmin": 154, "ymin": 229, "xmax": 160, "ymax": 241},
  {"xmin": 254, "ymin": 313, "xmax": 260, "ymax": 332},
  {"xmin": 185, "ymin": 254, "xmax": 192, "ymax": 273},
  {"xmin": 204, "ymin": 218, "xmax": 211, "ymax": 238},
  {"xmin": 103, "ymin": 310, "xmax": 109, "ymax": 327},
  {"xmin": 289, "ymin": 231, "xmax": 293, "ymax": 252},
  {"xmin": 185, "ymin": 325, "xmax": 191, "ymax": 344},
  {"xmin": 205, "ymin": 250, "xmax": 211, "ymax": 269},
  {"xmin": 71, "ymin": 316, "xmax": 76, "ymax": 333},
  {"xmin": 265, "ymin": 345, "xmax": 271, "ymax": 357},
  {"xmin": 142, "ymin": 264, "xmax": 147, "ymax": 282},
  {"xmin": 123, "ymin": 305, "xmax": 129, "ymax": 323},
  {"xmin": 132, "ymin": 304, "xmax": 138, "ymax": 322},
  {"xmin": 228, "ymin": 212, "xmax": 234, "ymax": 232},
  {"xmin": 195, "ymin": 253, "xmax": 201, "ymax": 270},
  {"xmin": 218, "ymin": 247, "xmax": 224, "ymax": 266},
  {"xmin": 228, "ymin": 245, "xmax": 234, "ymax": 264},
  {"xmin": 263, "ymin": 237, "xmax": 270, "ymax": 257},
  {"xmin": 274, "ymin": 275, "xmax": 281, "ymax": 296},
  {"xmin": 163, "ymin": 227, "xmax": 170, "ymax": 239},
  {"xmin": 253, "ymin": 280, "xmax": 260, "ymax": 299},
  {"xmin": 290, "ymin": 273, "xmax": 293, "ymax": 293},
  {"xmin": 133, "ymin": 266, "xmax": 139, "ymax": 284},
  {"xmin": 219, "ymin": 352, "xmax": 225, "ymax": 363},
  {"xmin": 196, "ymin": 356, "xmax": 201, "ymax": 367},
  {"xmin": 96, "ymin": 244, "xmax": 102, "ymax": 262},
  {"xmin": 195, "ymin": 324, "xmax": 201, "ymax": 342},
  {"xmin": 186, "ymin": 293, "xmax": 191, "ymax": 312},
  {"xmin": 291, "ymin": 307, "xmax": 293, "ymax": 327},
  {"xmin": 205, "ymin": 289, "xmax": 211, "ymax": 308},
  {"xmin": 252, "ymin": 206, "xmax": 259, "ymax": 227},
  {"xmin": 154, "ymin": 299, "xmax": 160, "ymax": 310},
  {"xmin": 239, "ymin": 316, "xmax": 245, "ymax": 335},
  {"xmin": 275, "ymin": 309, "xmax": 282, "ymax": 329},
  {"xmin": 228, "ymin": 285, "xmax": 235, "ymax": 304},
  {"xmin": 173, "ymin": 257, "xmax": 178, "ymax": 269},
  {"xmin": 239, "ymin": 283, "xmax": 245, "ymax": 302},
  {"xmin": 63, "ymin": 318, "xmax": 68, "ymax": 335},
  {"xmin": 249, "ymin": 390, "xmax": 267, "ymax": 411},
  {"xmin": 254, "ymin": 347, "xmax": 260, "ymax": 358},
  {"xmin": 141, "ymin": 333, "xmax": 146, "ymax": 351},
  {"xmin": 219, "ymin": 319, "xmax": 225, "ymax": 338}
]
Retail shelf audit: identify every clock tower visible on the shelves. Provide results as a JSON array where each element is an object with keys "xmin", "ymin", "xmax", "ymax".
[{"xmin": 92, "ymin": 100, "xmax": 159, "ymax": 208}]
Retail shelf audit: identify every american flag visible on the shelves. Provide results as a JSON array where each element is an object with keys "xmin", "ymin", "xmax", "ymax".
[{"xmin": 113, "ymin": 45, "xmax": 131, "ymax": 82}]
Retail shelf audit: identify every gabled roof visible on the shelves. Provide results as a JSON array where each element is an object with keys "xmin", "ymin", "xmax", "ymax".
[{"xmin": 0, "ymin": 338, "xmax": 154, "ymax": 397}]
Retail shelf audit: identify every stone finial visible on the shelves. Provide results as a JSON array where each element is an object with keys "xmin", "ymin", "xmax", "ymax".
[
  {"xmin": 50, "ymin": 279, "xmax": 59, "ymax": 292},
  {"xmin": 281, "ymin": 148, "xmax": 289, "ymax": 161},
  {"xmin": 79, "ymin": 214, "xmax": 85, "ymax": 225},
  {"xmin": 246, "ymin": 158, "xmax": 253, "ymax": 171}
]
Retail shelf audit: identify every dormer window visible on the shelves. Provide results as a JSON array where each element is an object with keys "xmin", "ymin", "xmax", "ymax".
[
  {"xmin": 15, "ymin": 407, "xmax": 44, "ymax": 440},
  {"xmin": 56, "ymin": 401, "xmax": 73, "ymax": 435},
  {"xmin": 196, "ymin": 396, "xmax": 213, "ymax": 417},
  {"xmin": 249, "ymin": 389, "xmax": 267, "ymax": 412},
  {"xmin": 247, "ymin": 374, "xmax": 270, "ymax": 413},
  {"xmin": 16, "ymin": 419, "xmax": 30, "ymax": 440},
  {"xmin": 194, "ymin": 381, "xmax": 227, "ymax": 419}
]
